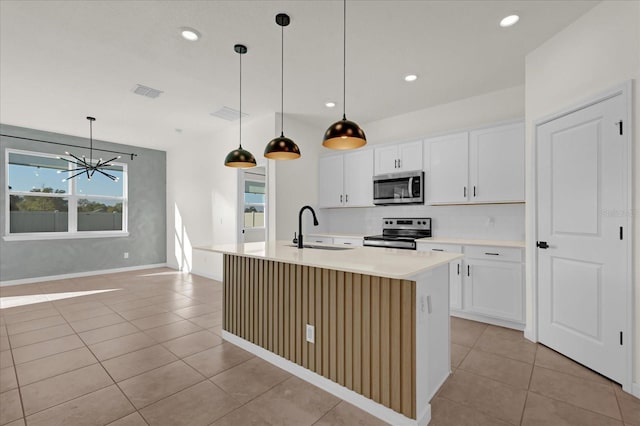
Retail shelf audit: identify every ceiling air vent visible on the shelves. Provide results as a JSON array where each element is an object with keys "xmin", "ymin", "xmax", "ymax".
[
  {"xmin": 132, "ymin": 84, "xmax": 163, "ymax": 99},
  {"xmin": 210, "ymin": 106, "xmax": 247, "ymax": 121}
]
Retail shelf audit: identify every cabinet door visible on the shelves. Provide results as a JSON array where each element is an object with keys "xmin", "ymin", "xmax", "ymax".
[
  {"xmin": 398, "ymin": 140, "xmax": 423, "ymax": 172},
  {"xmin": 470, "ymin": 122, "xmax": 525, "ymax": 202},
  {"xmin": 333, "ymin": 237, "xmax": 364, "ymax": 247},
  {"xmin": 343, "ymin": 149, "xmax": 374, "ymax": 207},
  {"xmin": 450, "ymin": 260, "xmax": 463, "ymax": 310},
  {"xmin": 425, "ymin": 132, "xmax": 469, "ymax": 204},
  {"xmin": 464, "ymin": 259, "xmax": 523, "ymax": 323},
  {"xmin": 318, "ymin": 155, "xmax": 344, "ymax": 208},
  {"xmin": 374, "ymin": 145, "xmax": 399, "ymax": 175}
]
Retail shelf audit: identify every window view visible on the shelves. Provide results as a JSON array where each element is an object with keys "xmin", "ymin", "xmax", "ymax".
[
  {"xmin": 244, "ymin": 179, "xmax": 265, "ymax": 228},
  {"xmin": 7, "ymin": 150, "xmax": 127, "ymax": 235}
]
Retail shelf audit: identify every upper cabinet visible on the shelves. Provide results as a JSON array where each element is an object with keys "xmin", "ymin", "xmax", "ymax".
[
  {"xmin": 318, "ymin": 149, "xmax": 374, "ymax": 208},
  {"xmin": 425, "ymin": 122, "xmax": 525, "ymax": 204},
  {"xmin": 374, "ymin": 140, "xmax": 423, "ymax": 175},
  {"xmin": 469, "ymin": 122, "xmax": 525, "ymax": 203}
]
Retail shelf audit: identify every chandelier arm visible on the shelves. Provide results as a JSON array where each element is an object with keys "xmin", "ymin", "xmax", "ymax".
[
  {"xmin": 100, "ymin": 156, "xmax": 119, "ymax": 166},
  {"xmin": 95, "ymin": 169, "xmax": 118, "ymax": 181},
  {"xmin": 65, "ymin": 170, "xmax": 90, "ymax": 181}
]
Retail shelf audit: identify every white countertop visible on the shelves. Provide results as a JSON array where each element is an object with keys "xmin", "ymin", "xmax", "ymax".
[
  {"xmin": 196, "ymin": 241, "xmax": 462, "ymax": 280},
  {"xmin": 416, "ymin": 237, "xmax": 525, "ymax": 248}
]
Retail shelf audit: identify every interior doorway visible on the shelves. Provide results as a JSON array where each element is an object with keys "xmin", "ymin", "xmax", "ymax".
[
  {"xmin": 535, "ymin": 82, "xmax": 632, "ymax": 388},
  {"xmin": 238, "ymin": 166, "xmax": 266, "ymax": 243}
]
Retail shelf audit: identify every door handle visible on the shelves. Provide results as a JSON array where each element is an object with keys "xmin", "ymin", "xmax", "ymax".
[{"xmin": 537, "ymin": 241, "xmax": 549, "ymax": 249}]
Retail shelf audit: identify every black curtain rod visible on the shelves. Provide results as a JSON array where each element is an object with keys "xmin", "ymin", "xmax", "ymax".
[{"xmin": 0, "ymin": 133, "xmax": 138, "ymax": 160}]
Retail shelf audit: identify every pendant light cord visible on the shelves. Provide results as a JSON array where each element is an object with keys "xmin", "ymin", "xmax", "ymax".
[
  {"xmin": 89, "ymin": 118, "xmax": 93, "ymax": 163},
  {"xmin": 281, "ymin": 22, "xmax": 284, "ymax": 136},
  {"xmin": 239, "ymin": 50, "xmax": 243, "ymax": 149},
  {"xmin": 342, "ymin": 0, "xmax": 346, "ymax": 120}
]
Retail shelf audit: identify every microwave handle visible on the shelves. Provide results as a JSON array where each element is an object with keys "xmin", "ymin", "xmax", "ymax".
[{"xmin": 408, "ymin": 177, "xmax": 413, "ymax": 198}]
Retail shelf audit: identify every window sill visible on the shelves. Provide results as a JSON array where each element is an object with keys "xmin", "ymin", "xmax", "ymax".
[{"xmin": 3, "ymin": 231, "xmax": 129, "ymax": 242}]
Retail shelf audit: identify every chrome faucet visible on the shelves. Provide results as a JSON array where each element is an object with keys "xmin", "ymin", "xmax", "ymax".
[{"xmin": 298, "ymin": 205, "xmax": 319, "ymax": 248}]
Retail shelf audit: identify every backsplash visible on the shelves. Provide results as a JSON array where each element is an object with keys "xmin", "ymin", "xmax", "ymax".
[{"xmin": 321, "ymin": 203, "xmax": 525, "ymax": 241}]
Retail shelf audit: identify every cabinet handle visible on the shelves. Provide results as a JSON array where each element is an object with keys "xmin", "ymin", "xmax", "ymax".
[
  {"xmin": 432, "ymin": 248, "xmax": 444, "ymax": 252},
  {"xmin": 463, "ymin": 186, "xmax": 467, "ymax": 197},
  {"xmin": 340, "ymin": 194, "xmax": 343, "ymax": 203},
  {"xmin": 343, "ymin": 242, "xmax": 352, "ymax": 245},
  {"xmin": 473, "ymin": 186, "xmax": 477, "ymax": 197},
  {"xmin": 467, "ymin": 265, "xmax": 470, "ymax": 276},
  {"xmin": 457, "ymin": 263, "xmax": 460, "ymax": 275},
  {"xmin": 394, "ymin": 159, "xmax": 398, "ymax": 168},
  {"xmin": 345, "ymin": 194, "xmax": 349, "ymax": 203},
  {"xmin": 485, "ymin": 252, "xmax": 500, "ymax": 256},
  {"xmin": 398, "ymin": 158, "xmax": 401, "ymax": 168}
]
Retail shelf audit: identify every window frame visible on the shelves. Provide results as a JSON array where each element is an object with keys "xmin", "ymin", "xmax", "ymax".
[
  {"xmin": 4, "ymin": 148, "xmax": 129, "ymax": 241},
  {"xmin": 243, "ymin": 177, "xmax": 265, "ymax": 230}
]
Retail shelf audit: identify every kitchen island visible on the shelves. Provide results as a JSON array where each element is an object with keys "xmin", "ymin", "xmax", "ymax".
[{"xmin": 196, "ymin": 241, "xmax": 462, "ymax": 426}]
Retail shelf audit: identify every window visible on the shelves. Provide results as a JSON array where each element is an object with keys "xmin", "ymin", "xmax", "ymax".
[
  {"xmin": 244, "ymin": 178, "xmax": 265, "ymax": 229},
  {"xmin": 6, "ymin": 149, "xmax": 127, "ymax": 239}
]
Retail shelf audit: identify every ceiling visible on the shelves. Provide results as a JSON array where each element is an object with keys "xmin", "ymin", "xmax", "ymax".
[{"xmin": 0, "ymin": 0, "xmax": 598, "ymax": 151}]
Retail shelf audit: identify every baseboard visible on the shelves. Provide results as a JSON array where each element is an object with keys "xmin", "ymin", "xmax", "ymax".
[
  {"xmin": 0, "ymin": 263, "xmax": 168, "ymax": 287},
  {"xmin": 450, "ymin": 310, "xmax": 525, "ymax": 331},
  {"xmin": 633, "ymin": 382, "xmax": 640, "ymax": 398},
  {"xmin": 222, "ymin": 330, "xmax": 429, "ymax": 426},
  {"xmin": 523, "ymin": 327, "xmax": 537, "ymax": 343},
  {"xmin": 189, "ymin": 269, "xmax": 222, "ymax": 282}
]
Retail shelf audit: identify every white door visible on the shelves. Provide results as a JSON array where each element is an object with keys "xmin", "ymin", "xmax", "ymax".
[
  {"xmin": 537, "ymin": 93, "xmax": 628, "ymax": 384},
  {"xmin": 343, "ymin": 149, "xmax": 373, "ymax": 207},
  {"xmin": 470, "ymin": 122, "xmax": 525, "ymax": 203},
  {"xmin": 240, "ymin": 167, "xmax": 266, "ymax": 243},
  {"xmin": 318, "ymin": 155, "xmax": 344, "ymax": 208},
  {"xmin": 374, "ymin": 145, "xmax": 399, "ymax": 175},
  {"xmin": 397, "ymin": 140, "xmax": 423, "ymax": 172},
  {"xmin": 425, "ymin": 132, "xmax": 469, "ymax": 204}
]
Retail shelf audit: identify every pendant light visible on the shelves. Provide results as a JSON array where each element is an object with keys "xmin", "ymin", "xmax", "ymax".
[
  {"xmin": 224, "ymin": 44, "xmax": 257, "ymax": 168},
  {"xmin": 58, "ymin": 116, "xmax": 121, "ymax": 181},
  {"xmin": 322, "ymin": 0, "xmax": 366, "ymax": 150},
  {"xmin": 264, "ymin": 13, "xmax": 301, "ymax": 160}
]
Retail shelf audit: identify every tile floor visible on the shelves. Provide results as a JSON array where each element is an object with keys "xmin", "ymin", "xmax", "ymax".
[{"xmin": 0, "ymin": 268, "xmax": 637, "ymax": 426}]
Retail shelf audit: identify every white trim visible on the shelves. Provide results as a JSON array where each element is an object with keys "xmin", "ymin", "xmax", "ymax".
[
  {"xmin": 451, "ymin": 311, "xmax": 525, "ymax": 331},
  {"xmin": 189, "ymin": 269, "xmax": 222, "ymax": 282},
  {"xmin": 532, "ymin": 80, "xmax": 634, "ymax": 392},
  {"xmin": 222, "ymin": 331, "xmax": 429, "ymax": 426},
  {"xmin": 0, "ymin": 263, "xmax": 167, "ymax": 286},
  {"xmin": 3, "ymin": 231, "xmax": 129, "ymax": 241},
  {"xmin": 633, "ymin": 382, "xmax": 640, "ymax": 399}
]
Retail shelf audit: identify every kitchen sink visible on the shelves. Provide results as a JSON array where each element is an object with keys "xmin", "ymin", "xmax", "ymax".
[{"xmin": 288, "ymin": 244, "xmax": 353, "ymax": 251}]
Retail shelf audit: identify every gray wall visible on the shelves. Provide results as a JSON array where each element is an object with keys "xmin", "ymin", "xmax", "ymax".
[{"xmin": 0, "ymin": 124, "xmax": 166, "ymax": 282}]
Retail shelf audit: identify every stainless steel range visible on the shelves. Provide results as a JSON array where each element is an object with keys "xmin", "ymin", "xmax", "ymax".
[{"xmin": 363, "ymin": 217, "xmax": 431, "ymax": 250}]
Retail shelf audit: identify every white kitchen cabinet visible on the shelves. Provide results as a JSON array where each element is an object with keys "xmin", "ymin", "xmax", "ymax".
[
  {"xmin": 333, "ymin": 236, "xmax": 364, "ymax": 247},
  {"xmin": 417, "ymin": 243, "xmax": 463, "ymax": 310},
  {"xmin": 416, "ymin": 242, "xmax": 524, "ymax": 329},
  {"xmin": 469, "ymin": 122, "xmax": 525, "ymax": 203},
  {"xmin": 374, "ymin": 140, "xmax": 423, "ymax": 175},
  {"xmin": 318, "ymin": 155, "xmax": 344, "ymax": 208},
  {"xmin": 318, "ymin": 149, "xmax": 373, "ymax": 208},
  {"xmin": 424, "ymin": 132, "xmax": 469, "ymax": 204},
  {"xmin": 424, "ymin": 122, "xmax": 525, "ymax": 205}
]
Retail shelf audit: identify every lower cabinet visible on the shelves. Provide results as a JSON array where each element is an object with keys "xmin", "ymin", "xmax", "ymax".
[
  {"xmin": 417, "ymin": 243, "xmax": 524, "ymax": 329},
  {"xmin": 307, "ymin": 235, "xmax": 364, "ymax": 247}
]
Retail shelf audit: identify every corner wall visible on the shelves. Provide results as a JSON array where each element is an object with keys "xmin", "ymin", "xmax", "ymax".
[
  {"xmin": 524, "ymin": 0, "xmax": 640, "ymax": 388},
  {"xmin": 0, "ymin": 124, "xmax": 166, "ymax": 282}
]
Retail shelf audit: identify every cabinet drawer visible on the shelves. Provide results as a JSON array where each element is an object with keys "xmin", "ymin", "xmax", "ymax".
[
  {"xmin": 308, "ymin": 236, "xmax": 333, "ymax": 244},
  {"xmin": 417, "ymin": 243, "xmax": 463, "ymax": 253},
  {"xmin": 333, "ymin": 237, "xmax": 363, "ymax": 247},
  {"xmin": 464, "ymin": 245, "xmax": 522, "ymax": 262}
]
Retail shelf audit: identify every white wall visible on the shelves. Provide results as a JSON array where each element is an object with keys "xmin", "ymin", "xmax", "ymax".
[
  {"xmin": 272, "ymin": 114, "xmax": 326, "ymax": 241},
  {"xmin": 525, "ymin": 0, "xmax": 640, "ymax": 388},
  {"xmin": 321, "ymin": 86, "xmax": 526, "ymax": 241},
  {"xmin": 166, "ymin": 114, "xmax": 276, "ymax": 280}
]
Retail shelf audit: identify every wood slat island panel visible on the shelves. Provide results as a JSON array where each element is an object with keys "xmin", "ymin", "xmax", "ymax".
[{"xmin": 223, "ymin": 254, "xmax": 416, "ymax": 419}]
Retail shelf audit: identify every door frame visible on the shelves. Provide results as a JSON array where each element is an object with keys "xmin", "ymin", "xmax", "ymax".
[
  {"xmin": 236, "ymin": 162, "xmax": 269, "ymax": 244},
  {"xmin": 530, "ymin": 80, "xmax": 634, "ymax": 391}
]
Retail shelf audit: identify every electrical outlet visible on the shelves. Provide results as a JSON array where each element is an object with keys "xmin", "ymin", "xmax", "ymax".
[
  {"xmin": 123, "ymin": 252, "xmax": 129, "ymax": 259},
  {"xmin": 306, "ymin": 324, "xmax": 315, "ymax": 343}
]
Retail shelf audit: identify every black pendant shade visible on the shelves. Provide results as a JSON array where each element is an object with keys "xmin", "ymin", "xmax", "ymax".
[
  {"xmin": 322, "ymin": 115, "xmax": 367, "ymax": 150},
  {"xmin": 323, "ymin": 0, "xmax": 366, "ymax": 150},
  {"xmin": 264, "ymin": 13, "xmax": 301, "ymax": 160},
  {"xmin": 225, "ymin": 44, "xmax": 256, "ymax": 168}
]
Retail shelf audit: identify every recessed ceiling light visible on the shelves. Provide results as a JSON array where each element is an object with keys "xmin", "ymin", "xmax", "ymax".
[
  {"xmin": 500, "ymin": 15, "xmax": 519, "ymax": 27},
  {"xmin": 180, "ymin": 27, "xmax": 201, "ymax": 41},
  {"xmin": 325, "ymin": 101, "xmax": 336, "ymax": 108},
  {"xmin": 404, "ymin": 74, "xmax": 418, "ymax": 82}
]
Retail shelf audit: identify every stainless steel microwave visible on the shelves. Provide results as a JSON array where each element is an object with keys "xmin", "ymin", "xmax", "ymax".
[{"xmin": 373, "ymin": 170, "xmax": 424, "ymax": 205}]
